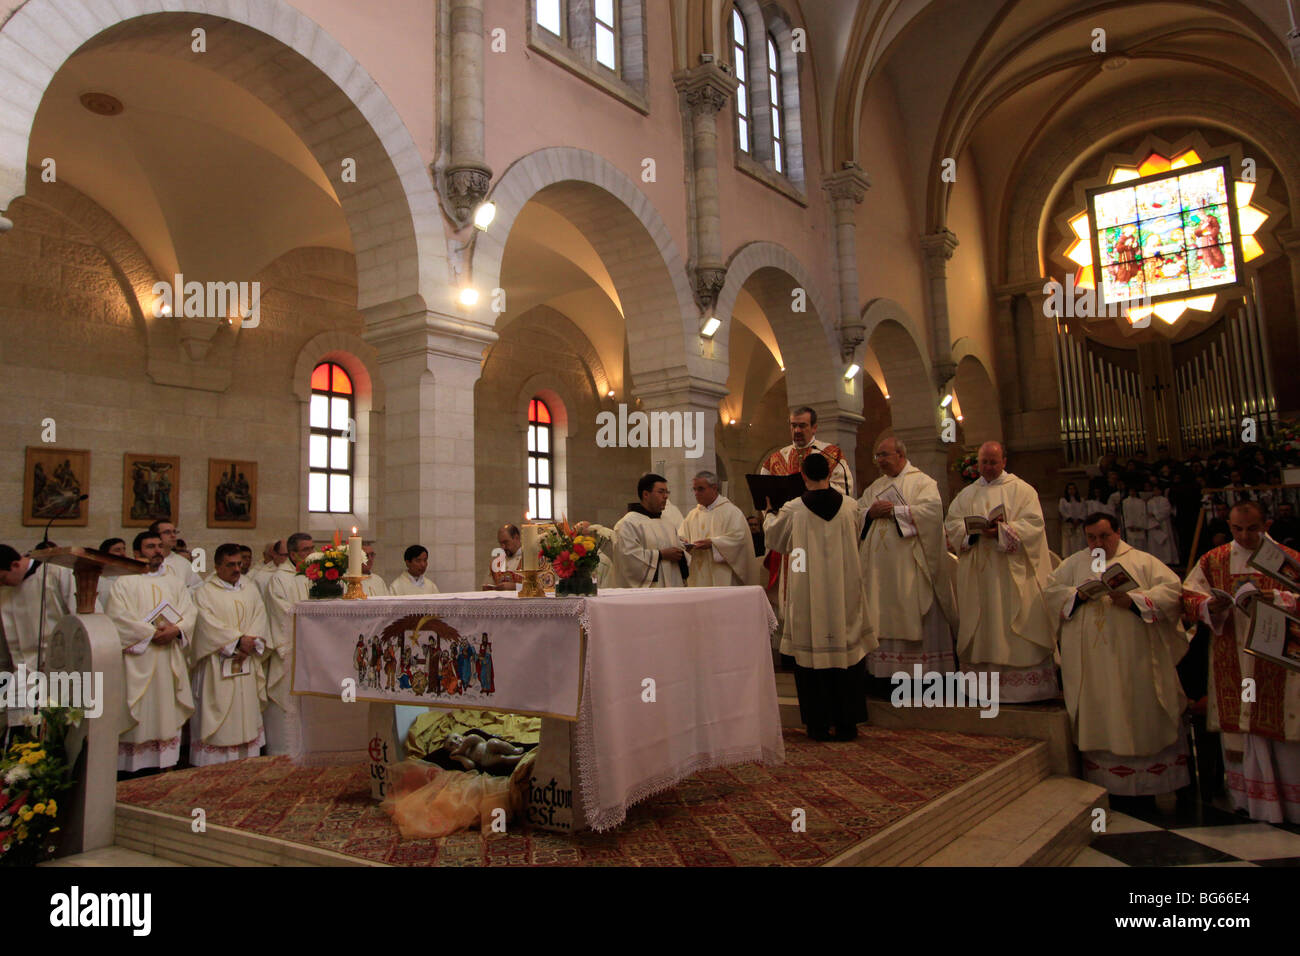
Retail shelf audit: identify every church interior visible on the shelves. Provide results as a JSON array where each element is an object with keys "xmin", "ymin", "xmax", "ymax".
[{"xmin": 3, "ymin": 0, "xmax": 1300, "ymax": 880}]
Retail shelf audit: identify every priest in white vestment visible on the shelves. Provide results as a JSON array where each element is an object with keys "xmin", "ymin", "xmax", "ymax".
[
  {"xmin": 1145, "ymin": 486, "xmax": 1178, "ymax": 565},
  {"xmin": 1045, "ymin": 513, "xmax": 1190, "ymax": 798},
  {"xmin": 390, "ymin": 545, "xmax": 440, "ymax": 595},
  {"xmin": 249, "ymin": 539, "xmax": 288, "ymax": 596},
  {"xmin": 762, "ymin": 452, "xmax": 875, "ymax": 740},
  {"xmin": 680, "ymin": 471, "xmax": 759, "ymax": 587},
  {"xmin": 1058, "ymin": 483, "xmax": 1087, "ymax": 556},
  {"xmin": 150, "ymin": 519, "xmax": 202, "ymax": 589},
  {"xmin": 1183, "ymin": 501, "xmax": 1300, "ymax": 823},
  {"xmin": 263, "ymin": 532, "xmax": 313, "ymax": 755},
  {"xmin": 105, "ymin": 531, "xmax": 197, "ymax": 773},
  {"xmin": 1120, "ymin": 489, "xmax": 1149, "ymax": 551},
  {"xmin": 612, "ymin": 474, "xmax": 687, "ymax": 588},
  {"xmin": 0, "ymin": 544, "xmax": 77, "ymax": 725},
  {"xmin": 482, "ymin": 525, "xmax": 523, "ymax": 590},
  {"xmin": 190, "ymin": 544, "xmax": 271, "ymax": 765},
  {"xmin": 944, "ymin": 441, "xmax": 1058, "ymax": 701},
  {"xmin": 361, "ymin": 542, "xmax": 391, "ymax": 597},
  {"xmin": 857, "ymin": 438, "xmax": 956, "ymax": 679}
]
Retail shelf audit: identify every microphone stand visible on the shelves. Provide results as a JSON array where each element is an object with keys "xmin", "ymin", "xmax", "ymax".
[{"xmin": 33, "ymin": 494, "xmax": 87, "ymax": 707}]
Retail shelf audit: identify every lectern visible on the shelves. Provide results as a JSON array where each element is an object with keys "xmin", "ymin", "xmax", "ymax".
[{"xmin": 29, "ymin": 546, "xmax": 148, "ymax": 856}]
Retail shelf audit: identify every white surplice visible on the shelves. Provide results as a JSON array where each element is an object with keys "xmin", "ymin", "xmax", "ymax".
[
  {"xmin": 105, "ymin": 568, "xmax": 197, "ymax": 771},
  {"xmin": 763, "ymin": 493, "xmax": 876, "ymax": 668},
  {"xmin": 945, "ymin": 472, "xmax": 1058, "ymax": 700},
  {"xmin": 858, "ymin": 464, "xmax": 956, "ymax": 676},
  {"xmin": 612, "ymin": 509, "xmax": 686, "ymax": 588},
  {"xmin": 1058, "ymin": 497, "xmax": 1087, "ymax": 556},
  {"xmin": 0, "ymin": 561, "xmax": 76, "ymax": 725},
  {"xmin": 362, "ymin": 574, "xmax": 391, "ymax": 597},
  {"xmin": 164, "ymin": 550, "xmax": 203, "ymax": 590},
  {"xmin": 389, "ymin": 573, "xmax": 440, "ymax": 595},
  {"xmin": 1121, "ymin": 495, "xmax": 1149, "ymax": 550},
  {"xmin": 1146, "ymin": 494, "xmax": 1178, "ymax": 564},
  {"xmin": 679, "ymin": 495, "xmax": 759, "ymax": 587},
  {"xmin": 190, "ymin": 577, "xmax": 269, "ymax": 765},
  {"xmin": 1045, "ymin": 542, "xmax": 1190, "ymax": 794},
  {"xmin": 263, "ymin": 564, "xmax": 306, "ymax": 755}
]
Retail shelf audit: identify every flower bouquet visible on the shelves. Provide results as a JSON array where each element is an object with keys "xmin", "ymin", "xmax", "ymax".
[
  {"xmin": 300, "ymin": 547, "xmax": 348, "ymax": 599},
  {"xmin": 957, "ymin": 450, "xmax": 980, "ymax": 484},
  {"xmin": 1267, "ymin": 418, "xmax": 1300, "ymax": 467},
  {"xmin": 1, "ymin": 708, "xmax": 82, "ymax": 867},
  {"xmin": 539, "ymin": 519, "xmax": 606, "ymax": 597}
]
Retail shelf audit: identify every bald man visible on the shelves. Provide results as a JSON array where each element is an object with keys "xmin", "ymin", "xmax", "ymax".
[
  {"xmin": 944, "ymin": 441, "xmax": 1057, "ymax": 701},
  {"xmin": 482, "ymin": 524, "xmax": 523, "ymax": 591}
]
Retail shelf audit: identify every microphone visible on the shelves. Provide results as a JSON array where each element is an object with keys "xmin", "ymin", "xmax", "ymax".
[{"xmin": 39, "ymin": 493, "xmax": 88, "ymax": 549}]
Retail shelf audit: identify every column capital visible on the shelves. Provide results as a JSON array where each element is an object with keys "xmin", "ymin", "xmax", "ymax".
[
  {"xmin": 635, "ymin": 374, "xmax": 730, "ymax": 411},
  {"xmin": 673, "ymin": 64, "xmax": 738, "ymax": 116},
  {"xmin": 920, "ymin": 229, "xmax": 959, "ymax": 272},
  {"xmin": 993, "ymin": 277, "xmax": 1048, "ymax": 305},
  {"xmin": 362, "ymin": 300, "xmax": 498, "ymax": 365},
  {"xmin": 822, "ymin": 164, "xmax": 871, "ymax": 205}
]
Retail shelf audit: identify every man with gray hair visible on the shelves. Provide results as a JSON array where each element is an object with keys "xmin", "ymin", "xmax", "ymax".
[
  {"xmin": 858, "ymin": 436, "xmax": 956, "ymax": 683},
  {"xmin": 680, "ymin": 471, "xmax": 759, "ymax": 588}
]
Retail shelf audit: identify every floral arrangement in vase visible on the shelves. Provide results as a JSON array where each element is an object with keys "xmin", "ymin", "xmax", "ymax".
[
  {"xmin": 539, "ymin": 519, "xmax": 607, "ymax": 596},
  {"xmin": 1267, "ymin": 419, "xmax": 1300, "ymax": 467},
  {"xmin": 957, "ymin": 450, "xmax": 980, "ymax": 484},
  {"xmin": 300, "ymin": 546, "xmax": 348, "ymax": 599},
  {"xmin": 1, "ymin": 708, "xmax": 83, "ymax": 866}
]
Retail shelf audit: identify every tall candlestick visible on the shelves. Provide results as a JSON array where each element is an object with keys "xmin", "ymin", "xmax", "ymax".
[
  {"xmin": 347, "ymin": 527, "xmax": 363, "ymax": 577},
  {"xmin": 522, "ymin": 524, "xmax": 540, "ymax": 571}
]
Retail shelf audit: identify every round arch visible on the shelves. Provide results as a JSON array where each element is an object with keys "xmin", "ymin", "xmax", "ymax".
[
  {"xmin": 0, "ymin": 0, "xmax": 443, "ymax": 312},
  {"xmin": 856, "ymin": 298, "xmax": 933, "ymax": 439}
]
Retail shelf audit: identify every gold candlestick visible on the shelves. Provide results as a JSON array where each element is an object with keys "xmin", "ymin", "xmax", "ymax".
[
  {"xmin": 343, "ymin": 575, "xmax": 367, "ymax": 599},
  {"xmin": 518, "ymin": 569, "xmax": 546, "ymax": 598}
]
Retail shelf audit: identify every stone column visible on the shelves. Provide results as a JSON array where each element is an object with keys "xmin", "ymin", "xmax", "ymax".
[
  {"xmin": 893, "ymin": 425, "xmax": 950, "ymax": 504},
  {"xmin": 810, "ymin": 406, "xmax": 865, "ymax": 496},
  {"xmin": 636, "ymin": 378, "xmax": 731, "ymax": 503},
  {"xmin": 364, "ymin": 304, "xmax": 495, "ymax": 593},
  {"xmin": 674, "ymin": 64, "xmax": 737, "ymax": 311},
  {"xmin": 445, "ymin": 0, "xmax": 492, "ymax": 225},
  {"xmin": 822, "ymin": 165, "xmax": 871, "ymax": 359},
  {"xmin": 920, "ymin": 229, "xmax": 959, "ymax": 389}
]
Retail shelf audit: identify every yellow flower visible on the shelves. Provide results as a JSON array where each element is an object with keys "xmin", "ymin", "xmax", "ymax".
[
  {"xmin": 33, "ymin": 802, "xmax": 45, "ymax": 814},
  {"xmin": 50, "ymin": 827, "xmax": 59, "ymax": 833},
  {"xmin": 19, "ymin": 750, "xmax": 45, "ymax": 765},
  {"xmin": 46, "ymin": 799, "xmax": 57, "ymax": 816},
  {"xmin": 18, "ymin": 808, "xmax": 33, "ymax": 822}
]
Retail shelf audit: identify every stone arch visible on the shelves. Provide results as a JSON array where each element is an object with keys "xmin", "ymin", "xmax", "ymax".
[
  {"xmin": 0, "ymin": 0, "xmax": 443, "ymax": 312},
  {"xmin": 468, "ymin": 147, "xmax": 710, "ymax": 391},
  {"xmin": 715, "ymin": 241, "xmax": 842, "ymax": 413},
  {"xmin": 857, "ymin": 297, "xmax": 934, "ymax": 446},
  {"xmin": 506, "ymin": 306, "xmax": 612, "ymax": 402},
  {"xmin": 1001, "ymin": 74, "xmax": 1300, "ymax": 286},
  {"xmin": 952, "ymin": 347, "xmax": 1000, "ymax": 448}
]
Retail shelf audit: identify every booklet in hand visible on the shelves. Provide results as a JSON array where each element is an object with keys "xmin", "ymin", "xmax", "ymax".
[
  {"xmin": 1210, "ymin": 580, "xmax": 1263, "ymax": 612},
  {"xmin": 147, "ymin": 601, "xmax": 182, "ymax": 630},
  {"xmin": 1247, "ymin": 538, "xmax": 1300, "ymax": 592},
  {"xmin": 963, "ymin": 503, "xmax": 1006, "ymax": 534},
  {"xmin": 221, "ymin": 656, "xmax": 252, "ymax": 678},
  {"xmin": 1076, "ymin": 563, "xmax": 1139, "ymax": 600},
  {"xmin": 1245, "ymin": 600, "xmax": 1300, "ymax": 673}
]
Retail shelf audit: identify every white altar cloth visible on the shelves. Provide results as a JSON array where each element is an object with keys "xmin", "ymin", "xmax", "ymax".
[{"xmin": 290, "ymin": 586, "xmax": 783, "ymax": 831}]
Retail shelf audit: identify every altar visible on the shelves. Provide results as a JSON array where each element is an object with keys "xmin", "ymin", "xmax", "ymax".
[{"xmin": 291, "ymin": 586, "xmax": 785, "ymax": 832}]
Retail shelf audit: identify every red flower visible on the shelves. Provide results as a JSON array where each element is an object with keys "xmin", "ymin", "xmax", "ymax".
[
  {"xmin": 305, "ymin": 565, "xmax": 321, "ymax": 580},
  {"xmin": 573, "ymin": 543, "xmax": 587, "ymax": 556},
  {"xmin": 324, "ymin": 568, "xmax": 340, "ymax": 581},
  {"xmin": 6, "ymin": 792, "xmax": 27, "ymax": 815},
  {"xmin": 559, "ymin": 550, "xmax": 571, "ymax": 563}
]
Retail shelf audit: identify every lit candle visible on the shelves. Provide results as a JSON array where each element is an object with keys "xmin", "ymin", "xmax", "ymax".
[
  {"xmin": 347, "ymin": 527, "xmax": 362, "ymax": 577},
  {"xmin": 522, "ymin": 524, "xmax": 540, "ymax": 571}
]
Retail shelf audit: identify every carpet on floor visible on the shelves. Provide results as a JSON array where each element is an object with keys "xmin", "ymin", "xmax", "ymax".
[{"xmin": 116, "ymin": 727, "xmax": 1036, "ymax": 866}]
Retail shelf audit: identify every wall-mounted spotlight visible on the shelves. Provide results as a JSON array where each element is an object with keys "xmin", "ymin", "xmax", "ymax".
[
  {"xmin": 940, "ymin": 393, "xmax": 953, "ymax": 408},
  {"xmin": 458, "ymin": 287, "xmax": 479, "ymax": 307},
  {"xmin": 700, "ymin": 315, "xmax": 721, "ymax": 338},
  {"xmin": 844, "ymin": 363, "xmax": 860, "ymax": 380},
  {"xmin": 473, "ymin": 201, "xmax": 497, "ymax": 231}
]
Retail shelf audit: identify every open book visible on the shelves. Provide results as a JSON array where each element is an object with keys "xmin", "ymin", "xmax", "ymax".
[
  {"xmin": 1247, "ymin": 538, "xmax": 1300, "ymax": 591},
  {"xmin": 221, "ymin": 656, "xmax": 252, "ymax": 678},
  {"xmin": 878, "ymin": 484, "xmax": 906, "ymax": 507},
  {"xmin": 1075, "ymin": 563, "xmax": 1139, "ymax": 600},
  {"xmin": 963, "ymin": 503, "xmax": 1005, "ymax": 534},
  {"xmin": 147, "ymin": 601, "xmax": 182, "ymax": 630},
  {"xmin": 1210, "ymin": 580, "xmax": 1264, "ymax": 612}
]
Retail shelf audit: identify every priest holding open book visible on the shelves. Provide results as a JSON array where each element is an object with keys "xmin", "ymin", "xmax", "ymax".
[
  {"xmin": 1045, "ymin": 512, "xmax": 1190, "ymax": 802},
  {"xmin": 943, "ymin": 441, "xmax": 1057, "ymax": 700}
]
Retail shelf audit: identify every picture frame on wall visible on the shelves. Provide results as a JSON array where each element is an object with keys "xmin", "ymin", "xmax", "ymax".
[
  {"xmin": 122, "ymin": 453, "xmax": 180, "ymax": 528},
  {"xmin": 23, "ymin": 447, "xmax": 90, "ymax": 527},
  {"xmin": 207, "ymin": 459, "xmax": 257, "ymax": 529}
]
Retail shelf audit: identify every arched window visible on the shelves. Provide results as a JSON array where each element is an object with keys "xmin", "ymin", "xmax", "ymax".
[
  {"xmin": 732, "ymin": 6, "xmax": 751, "ymax": 154},
  {"xmin": 594, "ymin": 0, "xmax": 618, "ymax": 71},
  {"xmin": 767, "ymin": 33, "xmax": 784, "ymax": 175},
  {"xmin": 536, "ymin": 0, "xmax": 564, "ymax": 38},
  {"xmin": 309, "ymin": 362, "xmax": 353, "ymax": 513},
  {"xmin": 528, "ymin": 398, "xmax": 554, "ymax": 519}
]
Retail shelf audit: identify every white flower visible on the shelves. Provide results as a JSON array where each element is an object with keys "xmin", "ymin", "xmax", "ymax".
[
  {"xmin": 4, "ymin": 765, "xmax": 31, "ymax": 786},
  {"xmin": 23, "ymin": 713, "xmax": 41, "ymax": 728},
  {"xmin": 0, "ymin": 815, "xmax": 10, "ymax": 827}
]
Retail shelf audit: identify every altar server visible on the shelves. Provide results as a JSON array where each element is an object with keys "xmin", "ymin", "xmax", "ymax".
[
  {"xmin": 944, "ymin": 441, "xmax": 1058, "ymax": 701},
  {"xmin": 1058, "ymin": 483, "xmax": 1086, "ymax": 556},
  {"xmin": 1045, "ymin": 513, "xmax": 1190, "ymax": 798},
  {"xmin": 1145, "ymin": 484, "xmax": 1178, "ymax": 565},
  {"xmin": 612, "ymin": 474, "xmax": 687, "ymax": 588},
  {"xmin": 762, "ymin": 453, "xmax": 875, "ymax": 740},
  {"xmin": 0, "ymin": 544, "xmax": 76, "ymax": 725},
  {"xmin": 858, "ymin": 437, "xmax": 956, "ymax": 678},
  {"xmin": 680, "ymin": 471, "xmax": 758, "ymax": 587},
  {"xmin": 1183, "ymin": 501, "xmax": 1300, "ymax": 823},
  {"xmin": 264, "ymin": 532, "xmax": 313, "ymax": 754},
  {"xmin": 149, "ymin": 520, "xmax": 202, "ymax": 589},
  {"xmin": 361, "ymin": 541, "xmax": 391, "ymax": 597},
  {"xmin": 105, "ymin": 531, "xmax": 197, "ymax": 773},
  {"xmin": 190, "ymin": 544, "xmax": 271, "ymax": 765},
  {"xmin": 391, "ymin": 546, "xmax": 440, "ymax": 595}
]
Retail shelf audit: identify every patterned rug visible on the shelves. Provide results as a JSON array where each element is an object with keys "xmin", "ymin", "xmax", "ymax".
[{"xmin": 116, "ymin": 728, "xmax": 1036, "ymax": 866}]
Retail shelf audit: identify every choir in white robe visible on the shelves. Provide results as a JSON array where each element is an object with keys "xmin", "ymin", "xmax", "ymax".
[
  {"xmin": 1058, "ymin": 497, "xmax": 1087, "ymax": 556},
  {"xmin": 612, "ymin": 508, "xmax": 686, "ymax": 588},
  {"xmin": 859, "ymin": 464, "xmax": 957, "ymax": 678},
  {"xmin": 164, "ymin": 550, "xmax": 203, "ymax": 589},
  {"xmin": 0, "ymin": 561, "xmax": 76, "ymax": 725},
  {"xmin": 1045, "ymin": 542, "xmax": 1190, "ymax": 795},
  {"xmin": 105, "ymin": 568, "xmax": 197, "ymax": 771},
  {"xmin": 1120, "ymin": 494, "xmax": 1149, "ymax": 550},
  {"xmin": 944, "ymin": 472, "xmax": 1058, "ymax": 701},
  {"xmin": 263, "ymin": 565, "xmax": 306, "ymax": 755},
  {"xmin": 190, "ymin": 577, "xmax": 270, "ymax": 765},
  {"xmin": 362, "ymin": 574, "xmax": 391, "ymax": 598},
  {"xmin": 679, "ymin": 494, "xmax": 759, "ymax": 587},
  {"xmin": 390, "ymin": 573, "xmax": 440, "ymax": 595},
  {"xmin": 1146, "ymin": 493, "xmax": 1178, "ymax": 564}
]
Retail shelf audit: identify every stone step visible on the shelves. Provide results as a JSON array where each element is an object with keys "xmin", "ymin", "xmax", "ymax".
[
  {"xmin": 919, "ymin": 775, "xmax": 1107, "ymax": 866},
  {"xmin": 823, "ymin": 740, "xmax": 1051, "ymax": 866}
]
